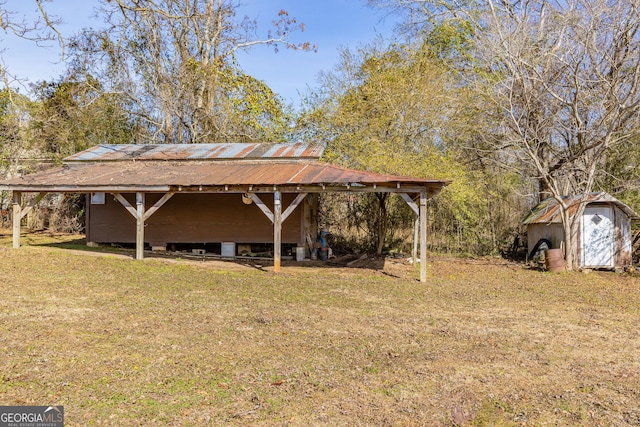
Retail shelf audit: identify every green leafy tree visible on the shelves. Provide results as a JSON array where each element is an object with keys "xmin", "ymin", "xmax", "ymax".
[
  {"xmin": 0, "ymin": 89, "xmax": 35, "ymax": 175},
  {"xmin": 596, "ymin": 137, "xmax": 640, "ymax": 213},
  {"xmin": 300, "ymin": 41, "xmax": 508, "ymax": 254},
  {"xmin": 30, "ymin": 77, "xmax": 134, "ymax": 159},
  {"xmin": 0, "ymin": 88, "xmax": 38, "ymax": 225},
  {"xmin": 373, "ymin": 0, "xmax": 640, "ymax": 268}
]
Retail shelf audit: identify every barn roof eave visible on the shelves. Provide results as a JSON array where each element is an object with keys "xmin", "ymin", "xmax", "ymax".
[
  {"xmin": 0, "ymin": 159, "xmax": 451, "ymax": 194},
  {"xmin": 0, "ymin": 182, "xmax": 448, "ymax": 194}
]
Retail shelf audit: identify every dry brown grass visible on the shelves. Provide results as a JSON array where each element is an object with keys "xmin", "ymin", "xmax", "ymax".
[{"xmin": 0, "ymin": 230, "xmax": 639, "ymax": 426}]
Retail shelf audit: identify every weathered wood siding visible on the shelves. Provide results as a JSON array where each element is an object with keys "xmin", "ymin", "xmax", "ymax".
[
  {"xmin": 526, "ymin": 223, "xmax": 564, "ymax": 256},
  {"xmin": 613, "ymin": 205, "xmax": 632, "ymax": 267},
  {"xmin": 87, "ymin": 193, "xmax": 305, "ymax": 245}
]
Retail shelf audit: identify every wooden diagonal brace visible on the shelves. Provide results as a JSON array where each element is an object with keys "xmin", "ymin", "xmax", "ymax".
[
  {"xmin": 112, "ymin": 192, "xmax": 175, "ymax": 222},
  {"xmin": 19, "ymin": 192, "xmax": 47, "ymax": 220},
  {"xmin": 400, "ymin": 193, "xmax": 419, "ymax": 216},
  {"xmin": 112, "ymin": 193, "xmax": 137, "ymax": 218},
  {"xmin": 249, "ymin": 193, "xmax": 274, "ymax": 223},
  {"xmin": 143, "ymin": 192, "xmax": 175, "ymax": 221},
  {"xmin": 249, "ymin": 192, "xmax": 307, "ymax": 224},
  {"xmin": 281, "ymin": 193, "xmax": 307, "ymax": 222}
]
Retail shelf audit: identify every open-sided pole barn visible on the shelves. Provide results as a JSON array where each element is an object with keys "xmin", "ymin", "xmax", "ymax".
[{"xmin": 0, "ymin": 143, "xmax": 450, "ymax": 282}]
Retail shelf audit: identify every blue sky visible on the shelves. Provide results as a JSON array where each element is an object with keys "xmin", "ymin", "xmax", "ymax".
[{"xmin": 2, "ymin": 0, "xmax": 398, "ymax": 106}]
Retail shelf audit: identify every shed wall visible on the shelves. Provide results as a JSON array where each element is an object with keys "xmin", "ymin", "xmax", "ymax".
[
  {"xmin": 87, "ymin": 193, "xmax": 304, "ymax": 245},
  {"xmin": 526, "ymin": 223, "xmax": 564, "ymax": 255},
  {"xmin": 614, "ymin": 205, "xmax": 632, "ymax": 267},
  {"xmin": 526, "ymin": 203, "xmax": 633, "ymax": 268}
]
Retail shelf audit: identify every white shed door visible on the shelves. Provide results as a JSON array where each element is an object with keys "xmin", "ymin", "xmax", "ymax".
[{"xmin": 582, "ymin": 206, "xmax": 614, "ymax": 268}]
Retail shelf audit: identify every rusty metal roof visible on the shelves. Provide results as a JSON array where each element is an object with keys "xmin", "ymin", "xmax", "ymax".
[
  {"xmin": 1, "ymin": 143, "xmax": 451, "ymax": 195},
  {"xmin": 522, "ymin": 192, "xmax": 640, "ymax": 224},
  {"xmin": 0, "ymin": 160, "xmax": 450, "ymax": 193},
  {"xmin": 63, "ymin": 142, "xmax": 325, "ymax": 162}
]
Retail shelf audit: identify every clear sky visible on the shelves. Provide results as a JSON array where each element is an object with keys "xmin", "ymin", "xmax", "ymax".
[{"xmin": 1, "ymin": 0, "xmax": 398, "ymax": 107}]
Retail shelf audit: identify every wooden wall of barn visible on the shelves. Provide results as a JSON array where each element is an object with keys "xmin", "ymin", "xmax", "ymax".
[{"xmin": 86, "ymin": 193, "xmax": 307, "ymax": 246}]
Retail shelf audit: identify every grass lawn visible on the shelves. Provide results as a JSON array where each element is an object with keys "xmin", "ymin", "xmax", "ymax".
[{"xmin": 1, "ymin": 230, "xmax": 639, "ymax": 426}]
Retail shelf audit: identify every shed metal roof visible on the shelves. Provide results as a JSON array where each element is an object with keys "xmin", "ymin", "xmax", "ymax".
[
  {"xmin": 522, "ymin": 192, "xmax": 640, "ymax": 224},
  {"xmin": 63, "ymin": 142, "xmax": 325, "ymax": 162},
  {"xmin": 0, "ymin": 160, "xmax": 450, "ymax": 193}
]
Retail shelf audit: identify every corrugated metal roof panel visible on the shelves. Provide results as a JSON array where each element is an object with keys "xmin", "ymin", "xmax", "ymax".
[
  {"xmin": 63, "ymin": 142, "xmax": 325, "ymax": 162},
  {"xmin": 0, "ymin": 160, "xmax": 450, "ymax": 191},
  {"xmin": 522, "ymin": 192, "xmax": 640, "ymax": 224}
]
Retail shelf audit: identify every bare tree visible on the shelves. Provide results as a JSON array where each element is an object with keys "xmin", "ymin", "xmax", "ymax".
[
  {"xmin": 0, "ymin": 0, "xmax": 62, "ymax": 183},
  {"xmin": 0, "ymin": 0, "xmax": 63, "ymax": 89},
  {"xmin": 70, "ymin": 0, "xmax": 314, "ymax": 143},
  {"xmin": 372, "ymin": 0, "xmax": 640, "ymax": 269}
]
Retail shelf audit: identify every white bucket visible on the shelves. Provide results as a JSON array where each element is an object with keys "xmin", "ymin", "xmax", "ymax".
[{"xmin": 221, "ymin": 242, "xmax": 235, "ymax": 257}]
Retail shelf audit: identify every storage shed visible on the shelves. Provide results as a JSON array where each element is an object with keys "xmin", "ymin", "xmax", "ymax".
[
  {"xmin": 522, "ymin": 192, "xmax": 639, "ymax": 269},
  {"xmin": 0, "ymin": 142, "xmax": 451, "ymax": 282}
]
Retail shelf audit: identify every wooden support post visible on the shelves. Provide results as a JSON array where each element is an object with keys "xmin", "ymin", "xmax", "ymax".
[
  {"xmin": 10, "ymin": 191, "xmax": 50, "ymax": 249},
  {"xmin": 249, "ymin": 191, "xmax": 305, "ymax": 273},
  {"xmin": 12, "ymin": 191, "xmax": 21, "ymax": 249},
  {"xmin": 273, "ymin": 191, "xmax": 282, "ymax": 273},
  {"xmin": 136, "ymin": 192, "xmax": 145, "ymax": 260},
  {"xmin": 420, "ymin": 189, "xmax": 428, "ymax": 283},
  {"xmin": 112, "ymin": 192, "xmax": 173, "ymax": 260},
  {"xmin": 399, "ymin": 193, "xmax": 422, "ymax": 274},
  {"xmin": 413, "ymin": 216, "xmax": 419, "ymax": 266}
]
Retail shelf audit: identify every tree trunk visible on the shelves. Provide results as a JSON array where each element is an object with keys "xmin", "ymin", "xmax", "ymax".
[
  {"xmin": 375, "ymin": 193, "xmax": 388, "ymax": 255},
  {"xmin": 560, "ymin": 206, "xmax": 573, "ymax": 271}
]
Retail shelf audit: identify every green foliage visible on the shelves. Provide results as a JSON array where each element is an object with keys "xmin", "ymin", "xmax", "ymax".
[
  {"xmin": 30, "ymin": 78, "xmax": 134, "ymax": 159},
  {"xmin": 424, "ymin": 19, "xmax": 475, "ymax": 64},
  {"xmin": 596, "ymin": 139, "xmax": 640, "ymax": 219},
  {"xmin": 184, "ymin": 59, "xmax": 293, "ymax": 142},
  {"xmin": 0, "ymin": 89, "xmax": 37, "ymax": 172},
  {"xmin": 302, "ymin": 40, "xmax": 518, "ymax": 255}
]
